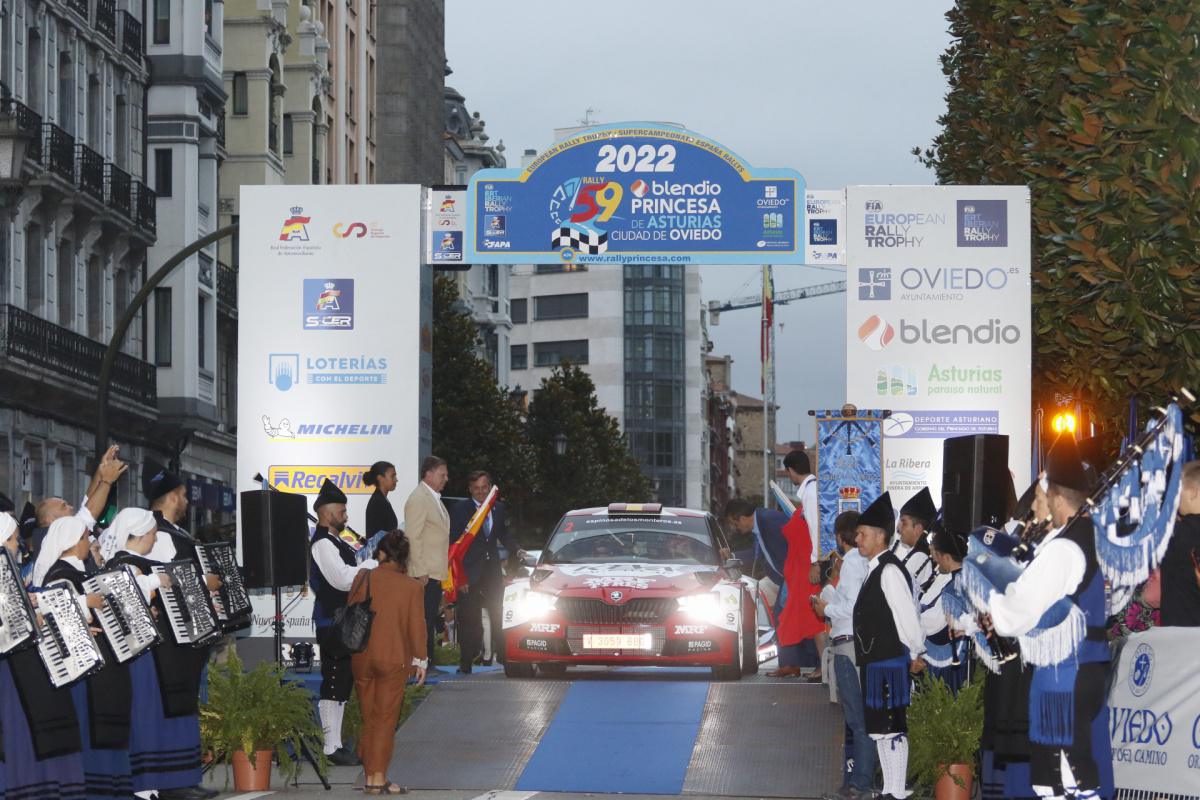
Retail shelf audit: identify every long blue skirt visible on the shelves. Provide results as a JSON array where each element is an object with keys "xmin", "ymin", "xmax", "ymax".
[
  {"xmin": 70, "ymin": 680, "xmax": 133, "ymax": 799},
  {"xmin": 0, "ymin": 660, "xmax": 86, "ymax": 799},
  {"xmin": 128, "ymin": 651, "xmax": 201, "ymax": 792}
]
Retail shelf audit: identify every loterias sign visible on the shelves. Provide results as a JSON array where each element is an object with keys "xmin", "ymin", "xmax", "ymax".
[{"xmin": 466, "ymin": 123, "xmax": 806, "ymax": 265}]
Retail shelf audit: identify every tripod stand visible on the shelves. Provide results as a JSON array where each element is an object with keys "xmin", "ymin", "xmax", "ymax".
[{"xmin": 272, "ymin": 585, "xmax": 332, "ymax": 791}]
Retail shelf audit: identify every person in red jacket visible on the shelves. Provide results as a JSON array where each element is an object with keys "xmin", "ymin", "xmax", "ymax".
[{"xmin": 774, "ymin": 508, "xmax": 825, "ymax": 679}]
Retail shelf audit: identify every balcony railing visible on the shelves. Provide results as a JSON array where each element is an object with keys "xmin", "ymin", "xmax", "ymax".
[
  {"xmin": 0, "ymin": 304, "xmax": 157, "ymax": 406},
  {"xmin": 217, "ymin": 261, "xmax": 237, "ymax": 312},
  {"xmin": 66, "ymin": 0, "xmax": 89, "ymax": 19},
  {"xmin": 104, "ymin": 163, "xmax": 131, "ymax": 218},
  {"xmin": 133, "ymin": 180, "xmax": 156, "ymax": 233},
  {"xmin": 42, "ymin": 123, "xmax": 75, "ymax": 182},
  {"xmin": 75, "ymin": 143, "xmax": 104, "ymax": 202},
  {"xmin": 0, "ymin": 92, "xmax": 42, "ymax": 164},
  {"xmin": 120, "ymin": 11, "xmax": 142, "ymax": 60},
  {"xmin": 96, "ymin": 0, "xmax": 116, "ymax": 41}
]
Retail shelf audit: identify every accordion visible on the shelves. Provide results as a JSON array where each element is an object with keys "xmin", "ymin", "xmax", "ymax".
[
  {"xmin": 83, "ymin": 566, "xmax": 161, "ymax": 662},
  {"xmin": 196, "ymin": 542, "xmax": 251, "ymax": 631},
  {"xmin": 152, "ymin": 560, "xmax": 221, "ymax": 647},
  {"xmin": 0, "ymin": 548, "xmax": 37, "ymax": 655},
  {"xmin": 37, "ymin": 584, "xmax": 106, "ymax": 688}
]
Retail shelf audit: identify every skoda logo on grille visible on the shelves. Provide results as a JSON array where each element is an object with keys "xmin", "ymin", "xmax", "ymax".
[{"xmin": 609, "ymin": 590, "xmax": 624, "ymax": 602}]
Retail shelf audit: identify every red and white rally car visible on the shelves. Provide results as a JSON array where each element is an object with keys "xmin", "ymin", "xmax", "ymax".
[{"xmin": 502, "ymin": 503, "xmax": 759, "ymax": 680}]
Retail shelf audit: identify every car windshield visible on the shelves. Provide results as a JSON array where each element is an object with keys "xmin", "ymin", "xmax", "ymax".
[{"xmin": 543, "ymin": 514, "xmax": 719, "ymax": 565}]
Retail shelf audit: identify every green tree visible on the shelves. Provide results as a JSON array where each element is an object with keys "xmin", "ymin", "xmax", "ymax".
[
  {"xmin": 525, "ymin": 364, "xmax": 651, "ymax": 534},
  {"xmin": 430, "ymin": 275, "xmax": 533, "ymax": 504},
  {"xmin": 916, "ymin": 1, "xmax": 1200, "ymax": 424}
]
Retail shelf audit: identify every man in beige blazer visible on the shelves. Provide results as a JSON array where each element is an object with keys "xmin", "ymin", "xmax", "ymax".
[{"xmin": 404, "ymin": 455, "xmax": 450, "ymax": 669}]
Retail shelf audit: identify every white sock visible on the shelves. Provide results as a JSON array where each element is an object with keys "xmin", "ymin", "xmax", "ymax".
[
  {"xmin": 319, "ymin": 699, "xmax": 345, "ymax": 754},
  {"xmin": 1032, "ymin": 787, "xmax": 1062, "ymax": 799},
  {"xmin": 134, "ymin": 792, "xmax": 158, "ymax": 800},
  {"xmin": 481, "ymin": 609, "xmax": 493, "ymax": 660},
  {"xmin": 873, "ymin": 733, "xmax": 910, "ymax": 798}
]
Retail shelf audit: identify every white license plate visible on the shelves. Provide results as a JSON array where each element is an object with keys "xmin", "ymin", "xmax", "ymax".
[{"xmin": 583, "ymin": 633, "xmax": 652, "ymax": 650}]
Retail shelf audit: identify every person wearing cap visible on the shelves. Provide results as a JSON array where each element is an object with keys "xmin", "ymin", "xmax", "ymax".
[
  {"xmin": 987, "ymin": 435, "xmax": 1113, "ymax": 800},
  {"xmin": 890, "ymin": 487, "xmax": 937, "ymax": 595},
  {"xmin": 29, "ymin": 444, "xmax": 127, "ymax": 563},
  {"xmin": 851, "ymin": 491, "xmax": 925, "ymax": 800},
  {"xmin": 0, "ymin": 512, "xmax": 90, "ymax": 799},
  {"xmin": 309, "ymin": 478, "xmax": 377, "ymax": 766},
  {"xmin": 106, "ymin": 507, "xmax": 214, "ymax": 800},
  {"xmin": 38, "ymin": 515, "xmax": 138, "ymax": 800}
]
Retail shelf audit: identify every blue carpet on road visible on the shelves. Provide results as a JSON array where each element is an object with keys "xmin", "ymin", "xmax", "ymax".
[{"xmin": 514, "ymin": 678, "xmax": 709, "ymax": 795}]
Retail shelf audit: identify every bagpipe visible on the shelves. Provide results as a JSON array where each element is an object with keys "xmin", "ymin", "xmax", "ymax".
[
  {"xmin": 442, "ymin": 486, "xmax": 499, "ymax": 605},
  {"xmin": 959, "ymin": 392, "xmax": 1193, "ymax": 667}
]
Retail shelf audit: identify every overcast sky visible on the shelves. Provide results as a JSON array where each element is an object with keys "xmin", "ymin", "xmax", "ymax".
[{"xmin": 446, "ymin": 1, "xmax": 955, "ymax": 443}]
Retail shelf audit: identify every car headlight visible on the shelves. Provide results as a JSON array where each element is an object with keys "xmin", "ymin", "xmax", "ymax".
[
  {"xmin": 677, "ymin": 592, "xmax": 723, "ymax": 625},
  {"xmin": 517, "ymin": 590, "xmax": 557, "ymax": 619}
]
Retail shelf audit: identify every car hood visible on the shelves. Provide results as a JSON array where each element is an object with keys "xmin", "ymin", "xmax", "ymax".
[{"xmin": 531, "ymin": 562, "xmax": 724, "ymax": 598}]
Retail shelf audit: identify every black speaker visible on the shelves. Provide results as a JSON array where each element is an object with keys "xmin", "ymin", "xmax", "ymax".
[
  {"xmin": 941, "ymin": 434, "xmax": 1010, "ymax": 533},
  {"xmin": 240, "ymin": 489, "xmax": 310, "ymax": 589}
]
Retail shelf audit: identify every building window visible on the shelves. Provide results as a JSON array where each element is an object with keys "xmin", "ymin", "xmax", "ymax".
[
  {"xmin": 535, "ymin": 264, "xmax": 588, "ymax": 275},
  {"xmin": 86, "ymin": 255, "xmax": 104, "ymax": 340},
  {"xmin": 510, "ymin": 344, "xmax": 527, "ymax": 371},
  {"xmin": 534, "ymin": 293, "xmax": 588, "ymax": 321},
  {"xmin": 57, "ymin": 240, "xmax": 74, "ymax": 330},
  {"xmin": 511, "ymin": 298, "xmax": 527, "ymax": 324},
  {"xmin": 24, "ymin": 222, "xmax": 44, "ymax": 317},
  {"xmin": 230, "ymin": 215, "xmax": 239, "ymax": 268},
  {"xmin": 154, "ymin": 149, "xmax": 172, "ymax": 197},
  {"xmin": 204, "ymin": 0, "xmax": 213, "ymax": 35},
  {"xmin": 534, "ymin": 339, "xmax": 588, "ymax": 367},
  {"xmin": 153, "ymin": 287, "xmax": 172, "ymax": 366},
  {"xmin": 232, "ymin": 73, "xmax": 248, "ymax": 115},
  {"xmin": 198, "ymin": 294, "xmax": 207, "ymax": 369},
  {"xmin": 282, "ymin": 114, "xmax": 293, "ymax": 154},
  {"xmin": 486, "ymin": 265, "xmax": 499, "ymax": 298},
  {"xmin": 153, "ymin": 0, "xmax": 170, "ymax": 44}
]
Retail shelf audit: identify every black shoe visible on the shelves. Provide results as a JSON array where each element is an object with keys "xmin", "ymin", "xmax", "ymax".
[
  {"xmin": 157, "ymin": 788, "xmax": 218, "ymax": 800},
  {"xmin": 328, "ymin": 747, "xmax": 361, "ymax": 767},
  {"xmin": 457, "ymin": 666, "xmax": 472, "ymax": 674}
]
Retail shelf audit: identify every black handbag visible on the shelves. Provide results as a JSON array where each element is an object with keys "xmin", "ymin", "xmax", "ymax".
[{"xmin": 332, "ymin": 570, "xmax": 374, "ymax": 654}]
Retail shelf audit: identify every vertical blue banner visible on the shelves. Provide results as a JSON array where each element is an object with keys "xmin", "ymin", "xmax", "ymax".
[{"xmin": 815, "ymin": 410, "xmax": 886, "ymax": 557}]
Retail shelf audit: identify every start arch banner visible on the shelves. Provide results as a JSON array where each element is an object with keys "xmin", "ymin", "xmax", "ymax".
[{"xmin": 466, "ymin": 123, "xmax": 806, "ymax": 265}]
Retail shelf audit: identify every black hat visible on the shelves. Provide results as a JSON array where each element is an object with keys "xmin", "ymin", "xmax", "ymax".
[
  {"xmin": 899, "ymin": 487, "xmax": 936, "ymax": 526},
  {"xmin": 0, "ymin": 492, "xmax": 14, "ymax": 514},
  {"xmin": 859, "ymin": 491, "xmax": 895, "ymax": 533},
  {"xmin": 314, "ymin": 478, "xmax": 347, "ymax": 511},
  {"xmin": 143, "ymin": 459, "xmax": 183, "ymax": 503},
  {"xmin": 1044, "ymin": 434, "xmax": 1091, "ymax": 493}
]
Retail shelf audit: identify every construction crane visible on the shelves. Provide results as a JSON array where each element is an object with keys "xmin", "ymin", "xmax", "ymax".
[{"xmin": 707, "ymin": 279, "xmax": 846, "ymax": 324}]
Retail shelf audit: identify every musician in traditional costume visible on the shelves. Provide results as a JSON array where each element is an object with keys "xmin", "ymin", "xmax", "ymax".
[
  {"xmin": 920, "ymin": 528, "xmax": 969, "ymax": 693},
  {"xmin": 0, "ymin": 513, "xmax": 89, "ymax": 799},
  {"xmin": 987, "ymin": 436, "xmax": 1113, "ymax": 800},
  {"xmin": 852, "ymin": 492, "xmax": 925, "ymax": 800},
  {"xmin": 34, "ymin": 515, "xmax": 138, "ymax": 800},
  {"xmin": 890, "ymin": 487, "xmax": 936, "ymax": 593},
  {"xmin": 309, "ymin": 478, "xmax": 377, "ymax": 766},
  {"xmin": 106, "ymin": 507, "xmax": 216, "ymax": 800}
]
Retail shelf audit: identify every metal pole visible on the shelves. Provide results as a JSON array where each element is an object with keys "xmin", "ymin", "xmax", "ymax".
[{"xmin": 94, "ymin": 223, "xmax": 239, "ymax": 459}]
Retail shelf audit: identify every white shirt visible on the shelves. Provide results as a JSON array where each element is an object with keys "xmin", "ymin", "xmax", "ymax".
[
  {"xmin": 75, "ymin": 505, "xmax": 97, "ymax": 532},
  {"xmin": 890, "ymin": 538, "xmax": 933, "ymax": 595},
  {"xmin": 424, "ymin": 482, "xmax": 449, "ymax": 523},
  {"xmin": 312, "ymin": 536, "xmax": 377, "ymax": 592},
  {"xmin": 919, "ymin": 571, "xmax": 954, "ymax": 637},
  {"xmin": 989, "ymin": 530, "xmax": 1086, "ymax": 638},
  {"xmin": 868, "ymin": 552, "xmax": 925, "ymax": 657},
  {"xmin": 795, "ymin": 476, "xmax": 819, "ymax": 562},
  {"xmin": 820, "ymin": 548, "xmax": 869, "ymax": 639}
]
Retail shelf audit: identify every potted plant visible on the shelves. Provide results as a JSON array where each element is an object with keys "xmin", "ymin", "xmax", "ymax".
[
  {"xmin": 200, "ymin": 651, "xmax": 328, "ymax": 791},
  {"xmin": 907, "ymin": 674, "xmax": 984, "ymax": 800}
]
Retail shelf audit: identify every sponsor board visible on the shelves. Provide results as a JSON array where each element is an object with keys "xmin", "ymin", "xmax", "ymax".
[
  {"xmin": 805, "ymin": 189, "xmax": 845, "ymax": 265},
  {"xmin": 302, "ymin": 279, "xmax": 354, "ymax": 330},
  {"xmin": 425, "ymin": 189, "xmax": 466, "ymax": 264},
  {"xmin": 268, "ymin": 353, "xmax": 390, "ymax": 391},
  {"xmin": 881, "ymin": 410, "xmax": 1000, "ymax": 439},
  {"xmin": 261, "ymin": 417, "xmax": 393, "ymax": 442},
  {"xmin": 266, "ymin": 465, "xmax": 375, "ymax": 494}
]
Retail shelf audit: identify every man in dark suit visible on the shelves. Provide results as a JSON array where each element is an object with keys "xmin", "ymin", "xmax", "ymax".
[{"xmin": 449, "ymin": 470, "xmax": 523, "ymax": 674}]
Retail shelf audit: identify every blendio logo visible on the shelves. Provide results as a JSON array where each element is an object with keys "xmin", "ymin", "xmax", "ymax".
[{"xmin": 900, "ymin": 318, "xmax": 1020, "ymax": 345}]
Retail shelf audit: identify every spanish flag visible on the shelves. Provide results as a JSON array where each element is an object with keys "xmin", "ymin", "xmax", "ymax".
[{"xmin": 442, "ymin": 485, "xmax": 500, "ymax": 604}]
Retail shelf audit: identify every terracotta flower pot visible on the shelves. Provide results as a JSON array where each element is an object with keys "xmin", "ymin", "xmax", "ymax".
[
  {"xmin": 935, "ymin": 763, "xmax": 973, "ymax": 800},
  {"xmin": 232, "ymin": 749, "xmax": 274, "ymax": 791}
]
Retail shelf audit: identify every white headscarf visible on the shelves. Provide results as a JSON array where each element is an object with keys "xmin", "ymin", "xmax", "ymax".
[
  {"xmin": 32, "ymin": 516, "xmax": 87, "ymax": 587},
  {"xmin": 0, "ymin": 512, "xmax": 16, "ymax": 546},
  {"xmin": 101, "ymin": 508, "xmax": 157, "ymax": 563}
]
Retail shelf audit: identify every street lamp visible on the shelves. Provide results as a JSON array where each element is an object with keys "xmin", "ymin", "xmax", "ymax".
[
  {"xmin": 553, "ymin": 432, "xmax": 568, "ymax": 456},
  {"xmin": 0, "ymin": 105, "xmax": 32, "ymax": 210}
]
